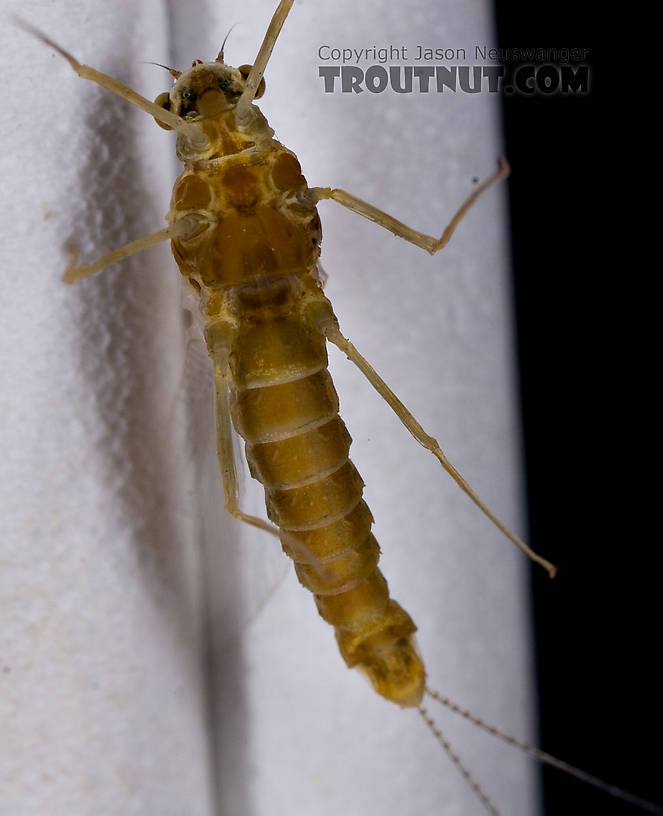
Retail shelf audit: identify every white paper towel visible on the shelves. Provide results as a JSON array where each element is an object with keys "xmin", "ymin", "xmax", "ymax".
[{"xmin": 1, "ymin": 2, "xmax": 537, "ymax": 815}]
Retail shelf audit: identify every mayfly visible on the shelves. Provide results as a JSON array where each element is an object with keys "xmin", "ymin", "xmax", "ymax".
[{"xmin": 6, "ymin": 2, "xmax": 660, "ymax": 815}]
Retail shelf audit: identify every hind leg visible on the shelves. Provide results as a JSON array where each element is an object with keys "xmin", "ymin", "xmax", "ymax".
[
  {"xmin": 323, "ymin": 322, "xmax": 556, "ymax": 578},
  {"xmin": 310, "ymin": 159, "xmax": 509, "ymax": 255}
]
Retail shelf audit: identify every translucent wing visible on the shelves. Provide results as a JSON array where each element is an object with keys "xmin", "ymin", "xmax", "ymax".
[{"xmin": 162, "ymin": 288, "xmax": 290, "ymax": 647}]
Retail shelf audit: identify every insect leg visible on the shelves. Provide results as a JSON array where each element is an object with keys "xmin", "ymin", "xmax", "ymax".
[
  {"xmin": 310, "ymin": 158, "xmax": 509, "ymax": 256},
  {"xmin": 14, "ymin": 17, "xmax": 185, "ymax": 131},
  {"xmin": 323, "ymin": 322, "xmax": 557, "ymax": 578},
  {"xmin": 213, "ymin": 366, "xmax": 280, "ymax": 538},
  {"xmin": 63, "ymin": 228, "xmax": 171, "ymax": 283},
  {"xmin": 236, "ymin": 0, "xmax": 295, "ymax": 118}
]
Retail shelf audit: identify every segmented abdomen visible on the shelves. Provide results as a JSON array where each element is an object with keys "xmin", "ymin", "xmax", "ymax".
[{"xmin": 229, "ymin": 312, "xmax": 425, "ymax": 707}]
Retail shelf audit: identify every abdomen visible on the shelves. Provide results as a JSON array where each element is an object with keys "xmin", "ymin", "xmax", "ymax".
[{"xmin": 228, "ymin": 309, "xmax": 426, "ymax": 707}]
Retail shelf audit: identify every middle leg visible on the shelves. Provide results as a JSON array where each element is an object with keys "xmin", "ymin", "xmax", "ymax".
[{"xmin": 214, "ymin": 367, "xmax": 280, "ymax": 539}]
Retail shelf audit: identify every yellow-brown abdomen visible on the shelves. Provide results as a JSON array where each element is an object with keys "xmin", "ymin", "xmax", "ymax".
[{"xmin": 230, "ymin": 312, "xmax": 425, "ymax": 707}]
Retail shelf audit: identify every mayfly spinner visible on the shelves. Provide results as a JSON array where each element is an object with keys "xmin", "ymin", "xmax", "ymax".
[{"xmin": 12, "ymin": 2, "xmax": 661, "ymax": 814}]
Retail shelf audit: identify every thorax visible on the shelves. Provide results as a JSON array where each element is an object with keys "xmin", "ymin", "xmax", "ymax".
[{"xmin": 169, "ymin": 123, "xmax": 322, "ymax": 299}]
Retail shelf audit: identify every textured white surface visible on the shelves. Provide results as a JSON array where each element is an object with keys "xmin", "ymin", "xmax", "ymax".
[
  {"xmin": 1, "ymin": 2, "xmax": 537, "ymax": 815},
  {"xmin": 0, "ymin": 2, "xmax": 214, "ymax": 815}
]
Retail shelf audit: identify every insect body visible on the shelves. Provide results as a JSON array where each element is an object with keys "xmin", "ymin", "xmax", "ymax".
[{"xmin": 163, "ymin": 51, "xmax": 427, "ymax": 705}]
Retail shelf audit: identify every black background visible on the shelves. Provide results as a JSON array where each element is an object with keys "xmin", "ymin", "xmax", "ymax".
[{"xmin": 494, "ymin": 3, "xmax": 660, "ymax": 815}]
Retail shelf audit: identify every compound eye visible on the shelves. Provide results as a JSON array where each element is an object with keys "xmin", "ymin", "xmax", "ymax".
[
  {"xmin": 153, "ymin": 91, "xmax": 174, "ymax": 130},
  {"xmin": 238, "ymin": 64, "xmax": 266, "ymax": 99}
]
